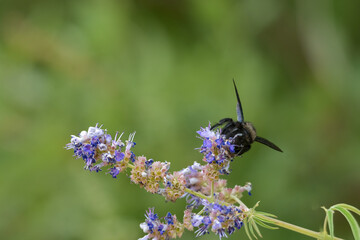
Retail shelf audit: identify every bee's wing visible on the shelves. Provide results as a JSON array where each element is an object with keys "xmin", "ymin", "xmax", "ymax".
[
  {"xmin": 255, "ymin": 136, "xmax": 283, "ymax": 152},
  {"xmin": 233, "ymin": 79, "xmax": 244, "ymax": 123}
]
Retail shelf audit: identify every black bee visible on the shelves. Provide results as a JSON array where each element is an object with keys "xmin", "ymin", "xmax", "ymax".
[{"xmin": 211, "ymin": 80, "xmax": 283, "ymax": 156}]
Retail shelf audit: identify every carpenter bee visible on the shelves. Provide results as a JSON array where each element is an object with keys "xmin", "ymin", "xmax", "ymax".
[{"xmin": 211, "ymin": 80, "xmax": 283, "ymax": 156}]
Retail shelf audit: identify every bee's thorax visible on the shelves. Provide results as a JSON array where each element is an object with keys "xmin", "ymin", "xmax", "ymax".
[{"xmin": 243, "ymin": 122, "xmax": 257, "ymax": 142}]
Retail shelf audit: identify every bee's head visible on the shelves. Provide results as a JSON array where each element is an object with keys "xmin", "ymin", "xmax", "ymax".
[{"xmin": 243, "ymin": 122, "xmax": 257, "ymax": 142}]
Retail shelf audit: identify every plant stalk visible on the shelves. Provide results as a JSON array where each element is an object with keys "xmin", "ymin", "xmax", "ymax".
[
  {"xmin": 130, "ymin": 163, "xmax": 344, "ymax": 240},
  {"xmin": 257, "ymin": 215, "xmax": 343, "ymax": 240},
  {"xmin": 185, "ymin": 188, "xmax": 213, "ymax": 202}
]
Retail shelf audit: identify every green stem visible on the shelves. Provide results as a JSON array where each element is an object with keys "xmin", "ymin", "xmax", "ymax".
[
  {"xmin": 230, "ymin": 195, "xmax": 249, "ymax": 211},
  {"xmin": 185, "ymin": 188, "xmax": 233, "ymax": 206},
  {"xmin": 197, "ymin": 207, "xmax": 205, "ymax": 216},
  {"xmin": 323, "ymin": 210, "xmax": 329, "ymax": 236},
  {"xmin": 257, "ymin": 215, "xmax": 343, "ymax": 240},
  {"xmin": 185, "ymin": 188, "xmax": 212, "ymax": 202}
]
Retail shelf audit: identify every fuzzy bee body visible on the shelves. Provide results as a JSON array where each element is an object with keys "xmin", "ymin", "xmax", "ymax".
[{"xmin": 211, "ymin": 80, "xmax": 282, "ymax": 156}]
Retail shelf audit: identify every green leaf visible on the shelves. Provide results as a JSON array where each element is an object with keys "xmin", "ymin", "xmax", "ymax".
[
  {"xmin": 334, "ymin": 204, "xmax": 360, "ymax": 216},
  {"xmin": 332, "ymin": 205, "xmax": 360, "ymax": 240},
  {"xmin": 255, "ymin": 215, "xmax": 279, "ymax": 225},
  {"xmin": 244, "ymin": 220, "xmax": 253, "ymax": 240},
  {"xmin": 251, "ymin": 219, "xmax": 263, "ymax": 238},
  {"xmin": 252, "ymin": 201, "xmax": 260, "ymax": 210},
  {"xmin": 255, "ymin": 211, "xmax": 278, "ymax": 218},
  {"xmin": 326, "ymin": 209, "xmax": 335, "ymax": 239},
  {"xmin": 254, "ymin": 218, "xmax": 279, "ymax": 230},
  {"xmin": 248, "ymin": 220, "xmax": 258, "ymax": 239}
]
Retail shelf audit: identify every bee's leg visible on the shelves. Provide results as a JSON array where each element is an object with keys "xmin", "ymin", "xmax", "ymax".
[
  {"xmin": 221, "ymin": 122, "xmax": 237, "ymax": 136},
  {"xmin": 232, "ymin": 133, "xmax": 243, "ymax": 139},
  {"xmin": 210, "ymin": 118, "xmax": 233, "ymax": 130},
  {"xmin": 238, "ymin": 144, "xmax": 251, "ymax": 156}
]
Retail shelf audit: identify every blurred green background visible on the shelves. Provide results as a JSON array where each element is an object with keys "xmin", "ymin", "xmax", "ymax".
[{"xmin": 0, "ymin": 0, "xmax": 359, "ymax": 239}]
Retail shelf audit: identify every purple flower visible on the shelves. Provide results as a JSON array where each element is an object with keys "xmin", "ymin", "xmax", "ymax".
[
  {"xmin": 234, "ymin": 218, "xmax": 243, "ymax": 229},
  {"xmin": 205, "ymin": 152, "xmax": 215, "ymax": 163},
  {"xmin": 195, "ymin": 226, "xmax": 209, "ymax": 237},
  {"xmin": 202, "ymin": 216, "xmax": 212, "ymax": 226},
  {"xmin": 203, "ymin": 139, "xmax": 213, "ymax": 149},
  {"xmin": 101, "ymin": 152, "xmax": 111, "ymax": 162},
  {"xmin": 85, "ymin": 157, "xmax": 94, "ymax": 166},
  {"xmin": 126, "ymin": 132, "xmax": 136, "ymax": 151},
  {"xmin": 191, "ymin": 201, "xmax": 244, "ymax": 238},
  {"xmin": 228, "ymin": 226, "xmax": 235, "ymax": 235},
  {"xmin": 192, "ymin": 215, "xmax": 204, "ymax": 227},
  {"xmin": 130, "ymin": 151, "xmax": 136, "ymax": 162},
  {"xmin": 145, "ymin": 159, "xmax": 154, "ymax": 168},
  {"xmin": 90, "ymin": 164, "xmax": 102, "ymax": 172},
  {"xmin": 157, "ymin": 224, "xmax": 167, "ymax": 235},
  {"xmin": 215, "ymin": 138, "xmax": 224, "ymax": 147},
  {"xmin": 82, "ymin": 144, "xmax": 94, "ymax": 156},
  {"xmin": 217, "ymin": 215, "xmax": 226, "ymax": 223},
  {"xmin": 146, "ymin": 221, "xmax": 155, "ymax": 233},
  {"xmin": 212, "ymin": 219, "xmax": 222, "ymax": 231},
  {"xmin": 165, "ymin": 212, "xmax": 174, "ymax": 225},
  {"xmin": 108, "ymin": 167, "xmax": 120, "ymax": 178},
  {"xmin": 197, "ymin": 124, "xmax": 238, "ymax": 174},
  {"xmin": 66, "ymin": 125, "xmax": 138, "ymax": 180},
  {"xmin": 228, "ymin": 144, "xmax": 235, "ymax": 153},
  {"xmin": 197, "ymin": 123, "xmax": 216, "ymax": 138},
  {"xmin": 216, "ymin": 228, "xmax": 227, "ymax": 239},
  {"xmin": 112, "ymin": 132, "xmax": 125, "ymax": 148},
  {"xmin": 145, "ymin": 208, "xmax": 158, "ymax": 221},
  {"xmin": 87, "ymin": 125, "xmax": 104, "ymax": 138},
  {"xmin": 114, "ymin": 150, "xmax": 125, "ymax": 162},
  {"xmin": 104, "ymin": 134, "xmax": 112, "ymax": 143},
  {"xmin": 186, "ymin": 194, "xmax": 202, "ymax": 208},
  {"xmin": 97, "ymin": 143, "xmax": 107, "ymax": 151},
  {"xmin": 139, "ymin": 208, "xmax": 181, "ymax": 239},
  {"xmin": 91, "ymin": 136, "xmax": 100, "ymax": 147}
]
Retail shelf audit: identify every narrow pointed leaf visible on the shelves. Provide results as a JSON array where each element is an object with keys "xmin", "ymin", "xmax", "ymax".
[
  {"xmin": 332, "ymin": 206, "xmax": 360, "ymax": 240},
  {"xmin": 326, "ymin": 209, "xmax": 335, "ymax": 239},
  {"xmin": 254, "ymin": 218, "xmax": 279, "ymax": 230},
  {"xmin": 251, "ymin": 219, "xmax": 263, "ymax": 238},
  {"xmin": 252, "ymin": 201, "xmax": 260, "ymax": 209},
  {"xmin": 256, "ymin": 211, "xmax": 278, "ymax": 218},
  {"xmin": 249, "ymin": 219, "xmax": 258, "ymax": 239},
  {"xmin": 334, "ymin": 204, "xmax": 360, "ymax": 216},
  {"xmin": 255, "ymin": 216, "xmax": 279, "ymax": 225},
  {"xmin": 244, "ymin": 220, "xmax": 253, "ymax": 240}
]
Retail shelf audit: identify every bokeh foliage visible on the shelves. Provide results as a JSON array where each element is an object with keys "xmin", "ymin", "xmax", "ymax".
[{"xmin": 0, "ymin": 0, "xmax": 359, "ymax": 239}]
